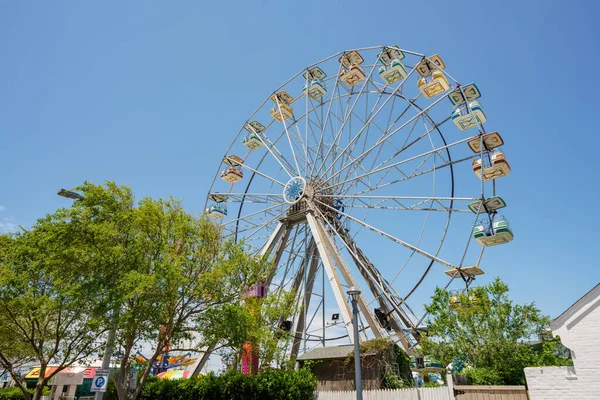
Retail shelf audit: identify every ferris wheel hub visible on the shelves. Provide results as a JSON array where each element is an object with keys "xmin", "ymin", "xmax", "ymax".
[{"xmin": 283, "ymin": 176, "xmax": 307, "ymax": 204}]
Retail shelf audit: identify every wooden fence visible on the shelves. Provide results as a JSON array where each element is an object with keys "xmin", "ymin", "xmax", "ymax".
[
  {"xmin": 453, "ymin": 385, "xmax": 529, "ymax": 400},
  {"xmin": 316, "ymin": 386, "xmax": 453, "ymax": 400}
]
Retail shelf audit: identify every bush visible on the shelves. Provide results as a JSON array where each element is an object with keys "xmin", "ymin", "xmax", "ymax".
[
  {"xmin": 0, "ymin": 387, "xmax": 25, "ymax": 400},
  {"xmin": 136, "ymin": 368, "xmax": 316, "ymax": 400},
  {"xmin": 0, "ymin": 387, "xmax": 50, "ymax": 400},
  {"xmin": 462, "ymin": 367, "xmax": 503, "ymax": 385}
]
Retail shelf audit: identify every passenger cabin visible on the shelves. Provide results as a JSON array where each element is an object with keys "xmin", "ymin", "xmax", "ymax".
[
  {"xmin": 304, "ymin": 67, "xmax": 328, "ymax": 100},
  {"xmin": 305, "ymin": 79, "xmax": 327, "ymax": 100},
  {"xmin": 339, "ymin": 50, "xmax": 366, "ymax": 87},
  {"xmin": 468, "ymin": 196, "xmax": 506, "ymax": 214},
  {"xmin": 448, "ymin": 83, "xmax": 482, "ymax": 106},
  {"xmin": 205, "ymin": 202, "xmax": 227, "ymax": 220},
  {"xmin": 468, "ymin": 131, "xmax": 504, "ymax": 153},
  {"xmin": 449, "ymin": 290, "xmax": 461, "ymax": 309},
  {"xmin": 221, "ymin": 155, "xmax": 244, "ymax": 184},
  {"xmin": 243, "ymin": 132, "xmax": 264, "ymax": 150},
  {"xmin": 472, "ymin": 149, "xmax": 511, "ymax": 181},
  {"xmin": 416, "ymin": 54, "xmax": 449, "ymax": 98},
  {"xmin": 473, "ymin": 215, "xmax": 514, "ymax": 246},
  {"xmin": 270, "ymin": 91, "xmax": 294, "ymax": 122},
  {"xmin": 379, "ymin": 59, "xmax": 408, "ymax": 85},
  {"xmin": 418, "ymin": 70, "xmax": 450, "ymax": 98},
  {"xmin": 452, "ymin": 100, "xmax": 487, "ymax": 131},
  {"xmin": 378, "ymin": 45, "xmax": 407, "ymax": 85}
]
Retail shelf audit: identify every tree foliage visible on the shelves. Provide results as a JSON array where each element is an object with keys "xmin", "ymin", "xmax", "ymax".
[
  {"xmin": 0, "ymin": 181, "xmax": 294, "ymax": 400},
  {"xmin": 0, "ymin": 206, "xmax": 111, "ymax": 399},
  {"xmin": 419, "ymin": 278, "xmax": 572, "ymax": 385}
]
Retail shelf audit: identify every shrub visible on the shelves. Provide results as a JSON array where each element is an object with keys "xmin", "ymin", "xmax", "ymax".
[
  {"xmin": 462, "ymin": 367, "xmax": 503, "ymax": 385},
  {"xmin": 0, "ymin": 387, "xmax": 25, "ymax": 400},
  {"xmin": 136, "ymin": 368, "xmax": 316, "ymax": 400},
  {"xmin": 0, "ymin": 387, "xmax": 50, "ymax": 400}
]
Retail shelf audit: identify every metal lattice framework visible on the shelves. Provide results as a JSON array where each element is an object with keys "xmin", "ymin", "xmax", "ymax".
[{"xmin": 203, "ymin": 45, "xmax": 511, "ymax": 361}]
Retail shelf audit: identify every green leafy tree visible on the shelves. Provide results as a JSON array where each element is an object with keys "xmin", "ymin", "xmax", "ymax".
[
  {"xmin": 198, "ymin": 281, "xmax": 297, "ymax": 372},
  {"xmin": 55, "ymin": 182, "xmax": 287, "ymax": 399},
  {"xmin": 420, "ymin": 278, "xmax": 571, "ymax": 385},
  {"xmin": 0, "ymin": 224, "xmax": 110, "ymax": 400}
]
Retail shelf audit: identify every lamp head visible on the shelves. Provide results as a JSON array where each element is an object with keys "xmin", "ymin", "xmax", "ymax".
[{"xmin": 347, "ymin": 286, "xmax": 361, "ymax": 299}]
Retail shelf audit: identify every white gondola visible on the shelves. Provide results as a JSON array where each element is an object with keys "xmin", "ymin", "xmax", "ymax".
[
  {"xmin": 304, "ymin": 79, "xmax": 327, "ymax": 100},
  {"xmin": 415, "ymin": 54, "xmax": 446, "ymax": 77},
  {"xmin": 473, "ymin": 215, "xmax": 514, "ymax": 247},
  {"xmin": 244, "ymin": 121, "xmax": 266, "ymax": 134},
  {"xmin": 472, "ymin": 149, "xmax": 511, "ymax": 181},
  {"xmin": 468, "ymin": 196, "xmax": 506, "ymax": 214},
  {"xmin": 379, "ymin": 59, "xmax": 408, "ymax": 85},
  {"xmin": 221, "ymin": 155, "xmax": 244, "ymax": 184},
  {"xmin": 452, "ymin": 100, "xmax": 487, "ymax": 131},
  {"xmin": 205, "ymin": 202, "xmax": 227, "ymax": 220},
  {"xmin": 243, "ymin": 132, "xmax": 264, "ymax": 150},
  {"xmin": 339, "ymin": 50, "xmax": 366, "ymax": 87},
  {"xmin": 418, "ymin": 70, "xmax": 450, "ymax": 98},
  {"xmin": 468, "ymin": 131, "xmax": 504, "ymax": 153},
  {"xmin": 221, "ymin": 166, "xmax": 243, "ymax": 183},
  {"xmin": 270, "ymin": 91, "xmax": 294, "ymax": 122},
  {"xmin": 448, "ymin": 83, "xmax": 482, "ymax": 106},
  {"xmin": 448, "ymin": 290, "xmax": 461, "ymax": 309},
  {"xmin": 270, "ymin": 103, "xmax": 293, "ymax": 121},
  {"xmin": 340, "ymin": 64, "xmax": 366, "ymax": 87}
]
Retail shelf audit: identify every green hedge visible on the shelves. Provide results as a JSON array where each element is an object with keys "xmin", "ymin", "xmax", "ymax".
[
  {"xmin": 0, "ymin": 386, "xmax": 50, "ymax": 400},
  {"xmin": 2, "ymin": 369, "xmax": 316, "ymax": 400},
  {"xmin": 138, "ymin": 369, "xmax": 316, "ymax": 400},
  {"xmin": 0, "ymin": 387, "xmax": 24, "ymax": 400}
]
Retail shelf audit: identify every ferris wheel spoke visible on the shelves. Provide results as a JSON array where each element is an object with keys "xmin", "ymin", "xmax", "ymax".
[
  {"xmin": 213, "ymin": 193, "xmax": 284, "ymax": 204},
  {"xmin": 335, "ymin": 102, "xmax": 416, "ymax": 188},
  {"xmin": 347, "ymin": 156, "xmax": 472, "ymax": 198},
  {"xmin": 313, "ymin": 198, "xmax": 456, "ymax": 269},
  {"xmin": 314, "ymin": 207, "xmax": 421, "ymax": 347},
  {"xmin": 317, "ymin": 89, "xmax": 451, "ymax": 189},
  {"xmin": 333, "ymin": 100, "xmax": 420, "ymax": 189},
  {"xmin": 315, "ymin": 61, "xmax": 423, "ymax": 185},
  {"xmin": 238, "ymin": 209, "xmax": 289, "ymax": 243},
  {"xmin": 331, "ymin": 106, "xmax": 437, "ymax": 191},
  {"xmin": 337, "ymin": 80, "xmax": 401, "ymax": 179},
  {"xmin": 324, "ymin": 135, "xmax": 471, "ymax": 193},
  {"xmin": 323, "ymin": 111, "xmax": 384, "ymax": 179},
  {"xmin": 321, "ymin": 194, "xmax": 477, "ymax": 213},
  {"xmin": 272, "ymin": 96, "xmax": 304, "ymax": 176},
  {"xmin": 234, "ymin": 160, "xmax": 286, "ymax": 187},
  {"xmin": 220, "ymin": 203, "xmax": 285, "ymax": 229},
  {"xmin": 310, "ymin": 61, "xmax": 345, "ymax": 178},
  {"xmin": 313, "ymin": 60, "xmax": 384, "ymax": 181}
]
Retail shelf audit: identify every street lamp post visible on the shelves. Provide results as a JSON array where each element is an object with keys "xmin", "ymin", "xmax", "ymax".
[
  {"xmin": 58, "ymin": 188, "xmax": 114, "ymax": 400},
  {"xmin": 347, "ymin": 286, "xmax": 363, "ymax": 400}
]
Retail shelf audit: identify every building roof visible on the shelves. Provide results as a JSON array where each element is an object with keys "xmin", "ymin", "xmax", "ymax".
[
  {"xmin": 551, "ymin": 282, "xmax": 600, "ymax": 331},
  {"xmin": 296, "ymin": 345, "xmax": 355, "ymax": 361}
]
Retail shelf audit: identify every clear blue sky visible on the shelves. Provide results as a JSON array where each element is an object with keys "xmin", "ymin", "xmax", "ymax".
[{"xmin": 1, "ymin": 0, "xmax": 598, "ymax": 322}]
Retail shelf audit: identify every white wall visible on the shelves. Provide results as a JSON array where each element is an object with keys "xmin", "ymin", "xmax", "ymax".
[{"xmin": 525, "ymin": 287, "xmax": 600, "ymax": 400}]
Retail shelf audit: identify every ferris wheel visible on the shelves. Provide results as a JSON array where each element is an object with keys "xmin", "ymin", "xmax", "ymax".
[{"xmin": 204, "ymin": 45, "xmax": 513, "ymax": 358}]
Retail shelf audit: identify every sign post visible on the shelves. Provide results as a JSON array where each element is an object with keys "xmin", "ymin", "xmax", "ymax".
[{"xmin": 91, "ymin": 369, "xmax": 110, "ymax": 393}]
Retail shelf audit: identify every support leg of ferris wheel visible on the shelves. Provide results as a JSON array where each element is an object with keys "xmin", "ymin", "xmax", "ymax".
[
  {"xmin": 189, "ymin": 347, "xmax": 212, "ymax": 377},
  {"xmin": 290, "ymin": 244, "xmax": 319, "ymax": 359},
  {"xmin": 261, "ymin": 240, "xmax": 318, "ymax": 367},
  {"xmin": 306, "ymin": 210, "xmax": 385, "ymax": 342},
  {"xmin": 192, "ymin": 222, "xmax": 292, "ymax": 377},
  {"xmin": 334, "ymin": 224, "xmax": 418, "ymax": 352}
]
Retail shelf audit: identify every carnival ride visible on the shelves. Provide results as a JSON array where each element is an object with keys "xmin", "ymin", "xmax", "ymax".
[{"xmin": 202, "ymin": 45, "xmax": 514, "ymax": 370}]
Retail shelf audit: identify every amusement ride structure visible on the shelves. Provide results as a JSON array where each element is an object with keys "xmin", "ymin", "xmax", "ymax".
[{"xmin": 202, "ymin": 45, "xmax": 513, "ymax": 371}]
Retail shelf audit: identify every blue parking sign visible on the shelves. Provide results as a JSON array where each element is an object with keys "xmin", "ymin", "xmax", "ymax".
[{"xmin": 91, "ymin": 369, "xmax": 109, "ymax": 392}]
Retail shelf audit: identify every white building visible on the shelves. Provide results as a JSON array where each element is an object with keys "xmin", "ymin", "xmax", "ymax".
[{"xmin": 525, "ymin": 283, "xmax": 600, "ymax": 399}]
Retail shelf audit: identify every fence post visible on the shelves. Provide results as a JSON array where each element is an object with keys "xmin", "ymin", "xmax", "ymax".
[{"xmin": 446, "ymin": 369, "xmax": 455, "ymax": 399}]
